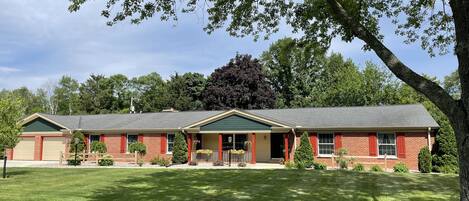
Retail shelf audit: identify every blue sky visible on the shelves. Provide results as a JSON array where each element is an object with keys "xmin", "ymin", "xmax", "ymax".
[{"xmin": 0, "ymin": 1, "xmax": 457, "ymax": 90}]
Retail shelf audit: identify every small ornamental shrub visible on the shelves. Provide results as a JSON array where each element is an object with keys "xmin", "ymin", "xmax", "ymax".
[
  {"xmin": 159, "ymin": 157, "xmax": 172, "ymax": 167},
  {"xmin": 370, "ymin": 165, "xmax": 383, "ymax": 172},
  {"xmin": 418, "ymin": 146, "xmax": 432, "ymax": 173},
  {"xmin": 98, "ymin": 155, "xmax": 114, "ymax": 166},
  {"xmin": 238, "ymin": 162, "xmax": 247, "ymax": 167},
  {"xmin": 393, "ymin": 162, "xmax": 409, "ymax": 173},
  {"xmin": 196, "ymin": 149, "xmax": 213, "ymax": 161},
  {"xmin": 172, "ymin": 132, "xmax": 188, "ymax": 164},
  {"xmin": 353, "ymin": 163, "xmax": 365, "ymax": 172},
  {"xmin": 335, "ymin": 148, "xmax": 351, "ymax": 169},
  {"xmin": 137, "ymin": 159, "xmax": 145, "ymax": 167},
  {"xmin": 67, "ymin": 156, "xmax": 83, "ymax": 166},
  {"xmin": 150, "ymin": 156, "xmax": 161, "ymax": 165},
  {"xmin": 129, "ymin": 142, "xmax": 147, "ymax": 156},
  {"xmin": 314, "ymin": 162, "xmax": 327, "ymax": 170},
  {"xmin": 230, "ymin": 149, "xmax": 245, "ymax": 155},
  {"xmin": 188, "ymin": 161, "xmax": 198, "ymax": 166},
  {"xmin": 90, "ymin": 141, "xmax": 107, "ymax": 153},
  {"xmin": 294, "ymin": 132, "xmax": 314, "ymax": 168},
  {"xmin": 68, "ymin": 131, "xmax": 85, "ymax": 153},
  {"xmin": 213, "ymin": 160, "xmax": 224, "ymax": 166},
  {"xmin": 295, "ymin": 161, "xmax": 306, "ymax": 170},
  {"xmin": 284, "ymin": 161, "xmax": 296, "ymax": 169}
]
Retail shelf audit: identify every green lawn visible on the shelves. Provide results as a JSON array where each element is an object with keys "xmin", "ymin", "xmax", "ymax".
[{"xmin": 0, "ymin": 168, "xmax": 459, "ymax": 201}]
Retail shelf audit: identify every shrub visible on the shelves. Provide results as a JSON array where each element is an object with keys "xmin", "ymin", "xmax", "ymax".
[
  {"xmin": 213, "ymin": 160, "xmax": 224, "ymax": 166},
  {"xmin": 418, "ymin": 146, "xmax": 432, "ymax": 173},
  {"xmin": 90, "ymin": 141, "xmax": 107, "ymax": 153},
  {"xmin": 188, "ymin": 161, "xmax": 198, "ymax": 166},
  {"xmin": 294, "ymin": 132, "xmax": 314, "ymax": 168},
  {"xmin": 284, "ymin": 161, "xmax": 296, "ymax": 169},
  {"xmin": 0, "ymin": 144, "xmax": 4, "ymax": 158},
  {"xmin": 172, "ymin": 132, "xmax": 188, "ymax": 164},
  {"xmin": 296, "ymin": 161, "xmax": 306, "ymax": 170},
  {"xmin": 370, "ymin": 165, "xmax": 383, "ymax": 172},
  {"xmin": 353, "ymin": 163, "xmax": 365, "ymax": 172},
  {"xmin": 314, "ymin": 162, "xmax": 327, "ymax": 170},
  {"xmin": 150, "ymin": 156, "xmax": 161, "ymax": 165},
  {"xmin": 335, "ymin": 148, "xmax": 351, "ymax": 169},
  {"xmin": 159, "ymin": 157, "xmax": 172, "ymax": 167},
  {"xmin": 67, "ymin": 156, "xmax": 83, "ymax": 166},
  {"xmin": 98, "ymin": 155, "xmax": 114, "ymax": 166},
  {"xmin": 196, "ymin": 149, "xmax": 213, "ymax": 161},
  {"xmin": 230, "ymin": 149, "xmax": 245, "ymax": 155},
  {"xmin": 68, "ymin": 131, "xmax": 85, "ymax": 153},
  {"xmin": 129, "ymin": 142, "xmax": 147, "ymax": 156},
  {"xmin": 137, "ymin": 159, "xmax": 145, "ymax": 167},
  {"xmin": 393, "ymin": 162, "xmax": 409, "ymax": 173},
  {"xmin": 238, "ymin": 162, "xmax": 247, "ymax": 167},
  {"xmin": 278, "ymin": 158, "xmax": 285, "ymax": 165}
]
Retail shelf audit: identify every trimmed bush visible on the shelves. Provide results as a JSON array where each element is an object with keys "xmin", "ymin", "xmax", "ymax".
[
  {"xmin": 137, "ymin": 159, "xmax": 145, "ymax": 167},
  {"xmin": 418, "ymin": 146, "xmax": 432, "ymax": 173},
  {"xmin": 314, "ymin": 162, "xmax": 327, "ymax": 170},
  {"xmin": 68, "ymin": 131, "xmax": 85, "ymax": 153},
  {"xmin": 172, "ymin": 132, "xmax": 188, "ymax": 164},
  {"xmin": 67, "ymin": 156, "xmax": 82, "ymax": 166},
  {"xmin": 98, "ymin": 155, "xmax": 114, "ymax": 166},
  {"xmin": 213, "ymin": 160, "xmax": 224, "ymax": 166},
  {"xmin": 90, "ymin": 141, "xmax": 107, "ymax": 153},
  {"xmin": 393, "ymin": 162, "xmax": 409, "ymax": 173},
  {"xmin": 157, "ymin": 157, "xmax": 172, "ymax": 167},
  {"xmin": 353, "ymin": 163, "xmax": 365, "ymax": 172},
  {"xmin": 370, "ymin": 165, "xmax": 383, "ymax": 172},
  {"xmin": 294, "ymin": 132, "xmax": 315, "ymax": 168},
  {"xmin": 284, "ymin": 161, "xmax": 296, "ymax": 169},
  {"xmin": 129, "ymin": 142, "xmax": 147, "ymax": 156},
  {"xmin": 295, "ymin": 161, "xmax": 306, "ymax": 170},
  {"xmin": 238, "ymin": 162, "xmax": 247, "ymax": 167},
  {"xmin": 188, "ymin": 161, "xmax": 198, "ymax": 166},
  {"xmin": 150, "ymin": 156, "xmax": 161, "ymax": 165},
  {"xmin": 335, "ymin": 148, "xmax": 350, "ymax": 169}
]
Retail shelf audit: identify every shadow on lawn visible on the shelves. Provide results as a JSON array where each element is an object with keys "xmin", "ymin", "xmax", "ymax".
[{"xmin": 86, "ymin": 169, "xmax": 459, "ymax": 201}]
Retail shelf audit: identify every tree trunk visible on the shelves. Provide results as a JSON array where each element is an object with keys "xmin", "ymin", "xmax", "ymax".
[{"xmin": 453, "ymin": 121, "xmax": 469, "ymax": 201}]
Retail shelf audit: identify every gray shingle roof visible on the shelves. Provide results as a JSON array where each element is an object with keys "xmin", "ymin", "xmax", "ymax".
[{"xmin": 39, "ymin": 104, "xmax": 439, "ymax": 131}]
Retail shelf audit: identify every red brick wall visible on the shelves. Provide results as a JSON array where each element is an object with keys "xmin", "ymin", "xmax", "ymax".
[
  {"xmin": 142, "ymin": 134, "xmax": 162, "ymax": 161},
  {"xmin": 103, "ymin": 135, "xmax": 121, "ymax": 154}
]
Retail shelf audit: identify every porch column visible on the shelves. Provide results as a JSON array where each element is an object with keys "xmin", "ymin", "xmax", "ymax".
[
  {"xmin": 187, "ymin": 134, "xmax": 192, "ymax": 161},
  {"xmin": 218, "ymin": 133, "xmax": 223, "ymax": 161},
  {"xmin": 284, "ymin": 134, "xmax": 289, "ymax": 161},
  {"xmin": 251, "ymin": 133, "xmax": 256, "ymax": 164}
]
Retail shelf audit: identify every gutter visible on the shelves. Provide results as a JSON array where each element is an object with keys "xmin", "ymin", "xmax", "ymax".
[{"xmin": 427, "ymin": 127, "xmax": 432, "ymax": 151}]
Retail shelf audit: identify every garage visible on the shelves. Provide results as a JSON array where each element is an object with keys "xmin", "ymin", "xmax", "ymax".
[
  {"xmin": 42, "ymin": 137, "xmax": 66, "ymax": 161},
  {"xmin": 13, "ymin": 137, "xmax": 35, "ymax": 160}
]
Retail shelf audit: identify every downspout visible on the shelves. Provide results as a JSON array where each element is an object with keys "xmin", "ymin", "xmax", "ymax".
[
  {"xmin": 427, "ymin": 127, "xmax": 432, "ymax": 151},
  {"xmin": 291, "ymin": 128, "xmax": 297, "ymax": 161}
]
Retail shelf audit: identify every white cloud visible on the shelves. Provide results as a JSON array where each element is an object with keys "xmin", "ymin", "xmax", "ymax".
[{"xmin": 0, "ymin": 66, "xmax": 21, "ymax": 73}]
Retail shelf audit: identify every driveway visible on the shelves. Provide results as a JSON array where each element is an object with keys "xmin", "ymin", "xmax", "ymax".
[{"xmin": 0, "ymin": 160, "xmax": 60, "ymax": 168}]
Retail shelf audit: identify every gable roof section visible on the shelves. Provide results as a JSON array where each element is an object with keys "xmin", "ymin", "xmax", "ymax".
[
  {"xmin": 23, "ymin": 104, "xmax": 439, "ymax": 132},
  {"xmin": 21, "ymin": 113, "xmax": 69, "ymax": 131}
]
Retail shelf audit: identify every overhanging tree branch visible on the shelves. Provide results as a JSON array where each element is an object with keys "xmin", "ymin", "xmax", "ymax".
[{"xmin": 325, "ymin": 0, "xmax": 460, "ymax": 118}]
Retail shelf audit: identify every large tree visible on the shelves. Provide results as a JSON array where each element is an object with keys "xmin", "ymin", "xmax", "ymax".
[
  {"xmin": 79, "ymin": 74, "xmax": 114, "ymax": 114},
  {"xmin": 130, "ymin": 72, "xmax": 170, "ymax": 112},
  {"xmin": 203, "ymin": 54, "xmax": 276, "ymax": 110},
  {"xmin": 69, "ymin": 0, "xmax": 469, "ymax": 198},
  {"xmin": 54, "ymin": 76, "xmax": 80, "ymax": 115},
  {"xmin": 167, "ymin": 72, "xmax": 206, "ymax": 111}
]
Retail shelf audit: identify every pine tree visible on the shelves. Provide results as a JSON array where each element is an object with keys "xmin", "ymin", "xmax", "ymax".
[
  {"xmin": 172, "ymin": 132, "xmax": 188, "ymax": 164},
  {"xmin": 294, "ymin": 132, "xmax": 314, "ymax": 168},
  {"xmin": 418, "ymin": 146, "xmax": 432, "ymax": 173}
]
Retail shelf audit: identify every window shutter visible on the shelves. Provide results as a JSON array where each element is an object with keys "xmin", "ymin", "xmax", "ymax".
[
  {"xmin": 84, "ymin": 134, "xmax": 89, "ymax": 145},
  {"xmin": 161, "ymin": 134, "xmax": 167, "ymax": 154},
  {"xmin": 120, "ymin": 134, "xmax": 126, "ymax": 153},
  {"xmin": 138, "ymin": 134, "xmax": 144, "ymax": 143},
  {"xmin": 309, "ymin": 132, "xmax": 318, "ymax": 156},
  {"xmin": 100, "ymin": 134, "xmax": 105, "ymax": 143},
  {"xmin": 334, "ymin": 132, "xmax": 342, "ymax": 151},
  {"xmin": 396, "ymin": 132, "xmax": 406, "ymax": 158},
  {"xmin": 368, "ymin": 133, "xmax": 377, "ymax": 156}
]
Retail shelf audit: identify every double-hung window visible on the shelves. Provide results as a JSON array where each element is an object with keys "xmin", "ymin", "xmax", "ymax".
[
  {"xmin": 167, "ymin": 133, "xmax": 175, "ymax": 154},
  {"xmin": 89, "ymin": 135, "xmax": 100, "ymax": 144},
  {"xmin": 127, "ymin": 134, "xmax": 138, "ymax": 153},
  {"xmin": 378, "ymin": 133, "xmax": 396, "ymax": 157},
  {"xmin": 318, "ymin": 133, "xmax": 334, "ymax": 156}
]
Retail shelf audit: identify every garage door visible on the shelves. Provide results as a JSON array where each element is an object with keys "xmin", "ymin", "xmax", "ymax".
[
  {"xmin": 42, "ymin": 137, "xmax": 66, "ymax": 161},
  {"xmin": 13, "ymin": 138, "xmax": 35, "ymax": 160}
]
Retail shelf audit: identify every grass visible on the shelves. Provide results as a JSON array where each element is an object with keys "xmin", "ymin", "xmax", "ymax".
[{"xmin": 0, "ymin": 168, "xmax": 459, "ymax": 201}]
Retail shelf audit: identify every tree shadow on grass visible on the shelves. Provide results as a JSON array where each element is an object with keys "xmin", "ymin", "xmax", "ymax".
[{"xmin": 86, "ymin": 169, "xmax": 459, "ymax": 201}]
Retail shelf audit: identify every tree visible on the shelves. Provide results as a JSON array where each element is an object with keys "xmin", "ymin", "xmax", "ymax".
[
  {"xmin": 203, "ymin": 54, "xmax": 276, "ymax": 110},
  {"xmin": 79, "ymin": 74, "xmax": 114, "ymax": 114},
  {"xmin": 68, "ymin": 131, "xmax": 85, "ymax": 153},
  {"xmin": 70, "ymin": 1, "xmax": 469, "ymax": 198},
  {"xmin": 0, "ymin": 95, "xmax": 25, "ymax": 178},
  {"xmin": 419, "ymin": 146, "xmax": 433, "ymax": 173},
  {"xmin": 130, "ymin": 72, "xmax": 170, "ymax": 112},
  {"xmin": 166, "ymin": 72, "xmax": 206, "ymax": 111},
  {"xmin": 172, "ymin": 132, "xmax": 188, "ymax": 164},
  {"xmin": 294, "ymin": 132, "xmax": 314, "ymax": 168},
  {"xmin": 54, "ymin": 76, "xmax": 80, "ymax": 115},
  {"xmin": 444, "ymin": 71, "xmax": 461, "ymax": 99}
]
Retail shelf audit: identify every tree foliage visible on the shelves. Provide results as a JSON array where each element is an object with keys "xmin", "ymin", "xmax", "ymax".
[
  {"xmin": 0, "ymin": 95, "xmax": 24, "ymax": 149},
  {"xmin": 68, "ymin": 131, "xmax": 86, "ymax": 153},
  {"xmin": 418, "ymin": 146, "xmax": 432, "ymax": 173},
  {"xmin": 294, "ymin": 132, "xmax": 314, "ymax": 168},
  {"xmin": 171, "ymin": 132, "xmax": 188, "ymax": 164},
  {"xmin": 203, "ymin": 54, "xmax": 276, "ymax": 110},
  {"xmin": 167, "ymin": 73, "xmax": 206, "ymax": 111}
]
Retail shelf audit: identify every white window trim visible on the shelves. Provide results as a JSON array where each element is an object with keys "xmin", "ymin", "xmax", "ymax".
[
  {"xmin": 317, "ymin": 133, "xmax": 335, "ymax": 157},
  {"xmin": 126, "ymin": 134, "xmax": 138, "ymax": 153},
  {"xmin": 166, "ymin": 133, "xmax": 175, "ymax": 154},
  {"xmin": 377, "ymin": 132, "xmax": 397, "ymax": 157}
]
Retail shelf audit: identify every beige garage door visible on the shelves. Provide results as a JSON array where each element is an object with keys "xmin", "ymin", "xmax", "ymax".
[
  {"xmin": 13, "ymin": 138, "xmax": 35, "ymax": 160},
  {"xmin": 42, "ymin": 137, "xmax": 66, "ymax": 161}
]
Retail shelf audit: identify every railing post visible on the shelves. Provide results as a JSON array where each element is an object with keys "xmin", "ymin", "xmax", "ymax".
[
  {"xmin": 384, "ymin": 154, "xmax": 387, "ymax": 172},
  {"xmin": 135, "ymin": 151, "xmax": 138, "ymax": 163},
  {"xmin": 331, "ymin": 154, "xmax": 335, "ymax": 169}
]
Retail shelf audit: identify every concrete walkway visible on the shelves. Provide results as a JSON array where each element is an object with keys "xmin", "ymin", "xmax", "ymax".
[{"xmin": 0, "ymin": 160, "xmax": 285, "ymax": 169}]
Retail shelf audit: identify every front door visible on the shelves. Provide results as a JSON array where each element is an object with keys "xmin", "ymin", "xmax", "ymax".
[{"xmin": 271, "ymin": 134, "xmax": 284, "ymax": 158}]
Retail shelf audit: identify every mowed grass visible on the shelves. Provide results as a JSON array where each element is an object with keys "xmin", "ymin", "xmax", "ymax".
[{"xmin": 0, "ymin": 168, "xmax": 459, "ymax": 201}]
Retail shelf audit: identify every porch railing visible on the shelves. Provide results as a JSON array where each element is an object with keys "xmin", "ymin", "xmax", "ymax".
[{"xmin": 191, "ymin": 150, "xmax": 251, "ymax": 163}]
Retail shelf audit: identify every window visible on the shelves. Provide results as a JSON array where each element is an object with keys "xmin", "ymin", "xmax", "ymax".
[
  {"xmin": 89, "ymin": 135, "xmax": 100, "ymax": 144},
  {"xmin": 318, "ymin": 133, "xmax": 334, "ymax": 156},
  {"xmin": 222, "ymin": 134, "xmax": 247, "ymax": 150},
  {"xmin": 167, "ymin": 133, "xmax": 175, "ymax": 153},
  {"xmin": 378, "ymin": 133, "xmax": 396, "ymax": 156},
  {"xmin": 127, "ymin": 134, "xmax": 138, "ymax": 152}
]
